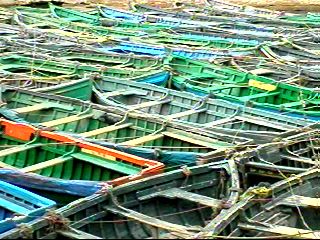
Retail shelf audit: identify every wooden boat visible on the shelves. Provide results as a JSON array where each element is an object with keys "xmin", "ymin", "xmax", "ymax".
[
  {"xmin": 0, "ymin": 71, "xmax": 93, "ymax": 101},
  {"xmin": 198, "ymin": 169, "xmax": 320, "ymax": 239},
  {"xmin": 0, "ymin": 118, "xmax": 164, "ymax": 190},
  {"xmin": 49, "ymin": 3, "xmax": 101, "ymax": 25},
  {"xmin": 0, "ymin": 169, "xmax": 103, "ymax": 207},
  {"xmin": 24, "ymin": 6, "xmax": 261, "ymax": 51},
  {"xmin": 261, "ymin": 42, "xmax": 320, "ymax": 66},
  {"xmin": 48, "ymin": 3, "xmax": 176, "ymax": 31},
  {"xmin": 131, "ymin": 3, "xmax": 251, "ymax": 24},
  {"xmin": 99, "ymin": 5, "xmax": 216, "ymax": 27},
  {"xmin": 13, "ymin": 13, "xmax": 255, "ymax": 60},
  {"xmin": 214, "ymin": 56, "xmax": 320, "ymax": 88},
  {"xmin": 196, "ymin": 122, "xmax": 320, "ymax": 188},
  {"xmin": 2, "ymin": 38, "xmax": 165, "ymax": 69},
  {"xmin": 167, "ymin": 55, "xmax": 320, "ymax": 119},
  {"xmin": 91, "ymin": 76, "xmax": 314, "ymax": 143},
  {"xmin": 0, "ymin": 160, "xmax": 240, "ymax": 239},
  {"xmin": 99, "ymin": 5, "xmax": 285, "ymax": 38},
  {"xmin": 0, "ymin": 86, "xmax": 251, "ymax": 166},
  {"xmin": 0, "ymin": 53, "xmax": 170, "ymax": 88},
  {"xmin": 0, "ymin": 180, "xmax": 56, "ymax": 233}
]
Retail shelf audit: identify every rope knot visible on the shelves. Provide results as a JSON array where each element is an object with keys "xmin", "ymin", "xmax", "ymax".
[
  {"xmin": 17, "ymin": 223, "xmax": 33, "ymax": 239},
  {"xmin": 44, "ymin": 210, "xmax": 70, "ymax": 231},
  {"xmin": 181, "ymin": 165, "xmax": 191, "ymax": 176},
  {"xmin": 98, "ymin": 183, "xmax": 113, "ymax": 194}
]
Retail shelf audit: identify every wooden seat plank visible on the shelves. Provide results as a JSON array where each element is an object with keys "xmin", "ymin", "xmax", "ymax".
[
  {"xmin": 104, "ymin": 206, "xmax": 197, "ymax": 238},
  {"xmin": 120, "ymin": 134, "xmax": 164, "ymax": 146},
  {"xmin": 138, "ymin": 188, "xmax": 222, "ymax": 208},
  {"xmin": 239, "ymin": 223, "xmax": 320, "ymax": 239},
  {"xmin": 41, "ymin": 114, "xmax": 94, "ymax": 127},
  {"xmin": 20, "ymin": 156, "xmax": 73, "ymax": 173},
  {"xmin": 80, "ymin": 123, "xmax": 132, "ymax": 138}
]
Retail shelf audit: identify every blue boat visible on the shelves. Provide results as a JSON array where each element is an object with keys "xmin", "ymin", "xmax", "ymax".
[
  {"xmin": 98, "ymin": 40, "xmax": 254, "ymax": 60},
  {"xmin": 0, "ymin": 180, "xmax": 56, "ymax": 234}
]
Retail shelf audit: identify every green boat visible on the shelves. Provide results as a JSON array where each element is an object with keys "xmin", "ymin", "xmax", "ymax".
[
  {"xmin": 0, "ymin": 86, "xmax": 250, "ymax": 167},
  {"xmin": 199, "ymin": 169, "xmax": 320, "ymax": 239},
  {"xmin": 2, "ymin": 40, "xmax": 164, "ymax": 69},
  {"xmin": 48, "ymin": 3, "xmax": 175, "ymax": 31},
  {"xmin": 16, "ymin": 9, "xmax": 260, "ymax": 51},
  {"xmin": 0, "ymin": 66, "xmax": 93, "ymax": 100},
  {"xmin": 1, "ymin": 160, "xmax": 240, "ymax": 239},
  {"xmin": 214, "ymin": 56, "xmax": 320, "ymax": 88},
  {"xmin": 92, "ymin": 76, "xmax": 313, "ymax": 143},
  {"xmin": 0, "ymin": 53, "xmax": 170, "ymax": 88},
  {"xmin": 0, "ymin": 118, "xmax": 163, "ymax": 189},
  {"xmin": 166, "ymin": 55, "xmax": 320, "ymax": 119}
]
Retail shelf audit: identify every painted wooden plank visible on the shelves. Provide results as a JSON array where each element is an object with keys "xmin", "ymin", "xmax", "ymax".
[
  {"xmin": 0, "ymin": 161, "xmax": 16, "ymax": 169},
  {"xmin": 163, "ymin": 132, "xmax": 218, "ymax": 149},
  {"xmin": 80, "ymin": 123, "xmax": 133, "ymax": 138},
  {"xmin": 131, "ymin": 98, "xmax": 171, "ymax": 110},
  {"xmin": 120, "ymin": 133, "xmax": 163, "ymax": 146},
  {"xmin": 20, "ymin": 156, "xmax": 73, "ymax": 173},
  {"xmin": 13, "ymin": 103, "xmax": 54, "ymax": 114},
  {"xmin": 234, "ymin": 116, "xmax": 291, "ymax": 130},
  {"xmin": 102, "ymin": 89, "xmax": 148, "ymax": 98},
  {"xmin": 238, "ymin": 223, "xmax": 320, "ymax": 239},
  {"xmin": 250, "ymin": 68, "xmax": 275, "ymax": 75},
  {"xmin": 279, "ymin": 195, "xmax": 320, "ymax": 208},
  {"xmin": 57, "ymin": 228, "xmax": 102, "ymax": 239},
  {"xmin": 239, "ymin": 91, "xmax": 279, "ymax": 101},
  {"xmin": 72, "ymin": 152, "xmax": 140, "ymax": 175},
  {"xmin": 0, "ymin": 144, "xmax": 39, "ymax": 158},
  {"xmin": 105, "ymin": 206, "xmax": 196, "ymax": 238},
  {"xmin": 81, "ymin": 148, "xmax": 116, "ymax": 161},
  {"xmin": 205, "ymin": 117, "xmax": 236, "ymax": 127},
  {"xmin": 41, "ymin": 114, "xmax": 94, "ymax": 127},
  {"xmin": 166, "ymin": 108, "xmax": 206, "ymax": 120},
  {"xmin": 138, "ymin": 188, "xmax": 222, "ymax": 208},
  {"xmin": 0, "ymin": 197, "xmax": 30, "ymax": 215}
]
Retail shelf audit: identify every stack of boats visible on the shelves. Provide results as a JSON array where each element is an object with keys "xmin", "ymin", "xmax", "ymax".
[{"xmin": 0, "ymin": 0, "xmax": 320, "ymax": 238}]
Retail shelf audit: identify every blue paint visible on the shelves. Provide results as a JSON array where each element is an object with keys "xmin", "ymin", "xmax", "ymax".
[{"xmin": 0, "ymin": 180, "xmax": 56, "ymax": 233}]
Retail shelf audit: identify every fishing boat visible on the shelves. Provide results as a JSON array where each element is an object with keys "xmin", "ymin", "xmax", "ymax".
[
  {"xmin": 2, "ymin": 38, "xmax": 164, "ymax": 69},
  {"xmin": 261, "ymin": 42, "xmax": 320, "ymax": 66},
  {"xmin": 48, "ymin": 3, "xmax": 176, "ymax": 31},
  {"xmin": 0, "ymin": 86, "xmax": 250, "ymax": 166},
  {"xmin": 13, "ymin": 12, "xmax": 255, "ymax": 60},
  {"xmin": 130, "ymin": 3, "xmax": 251, "ymax": 23},
  {"xmin": 214, "ymin": 56, "xmax": 320, "ymax": 88},
  {"xmin": 0, "ymin": 53, "xmax": 170, "ymax": 90},
  {"xmin": 99, "ymin": 4, "xmax": 285, "ymax": 37},
  {"xmin": 91, "ymin": 76, "xmax": 313, "ymax": 143},
  {"xmin": 0, "ymin": 160, "xmax": 240, "ymax": 239},
  {"xmin": 0, "ymin": 169, "xmax": 103, "ymax": 206},
  {"xmin": 167, "ymin": 54, "xmax": 320, "ymax": 119},
  {"xmin": 0, "ymin": 119, "xmax": 164, "ymax": 192},
  {"xmin": 213, "ymin": 123, "xmax": 320, "ymax": 188},
  {"xmin": 23, "ymin": 6, "xmax": 261, "ymax": 51},
  {"xmin": 99, "ymin": 5, "xmax": 216, "ymax": 28},
  {"xmin": 0, "ymin": 180, "xmax": 56, "ymax": 234},
  {"xmin": 198, "ymin": 169, "xmax": 320, "ymax": 238},
  {"xmin": 0, "ymin": 71, "xmax": 93, "ymax": 100}
]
